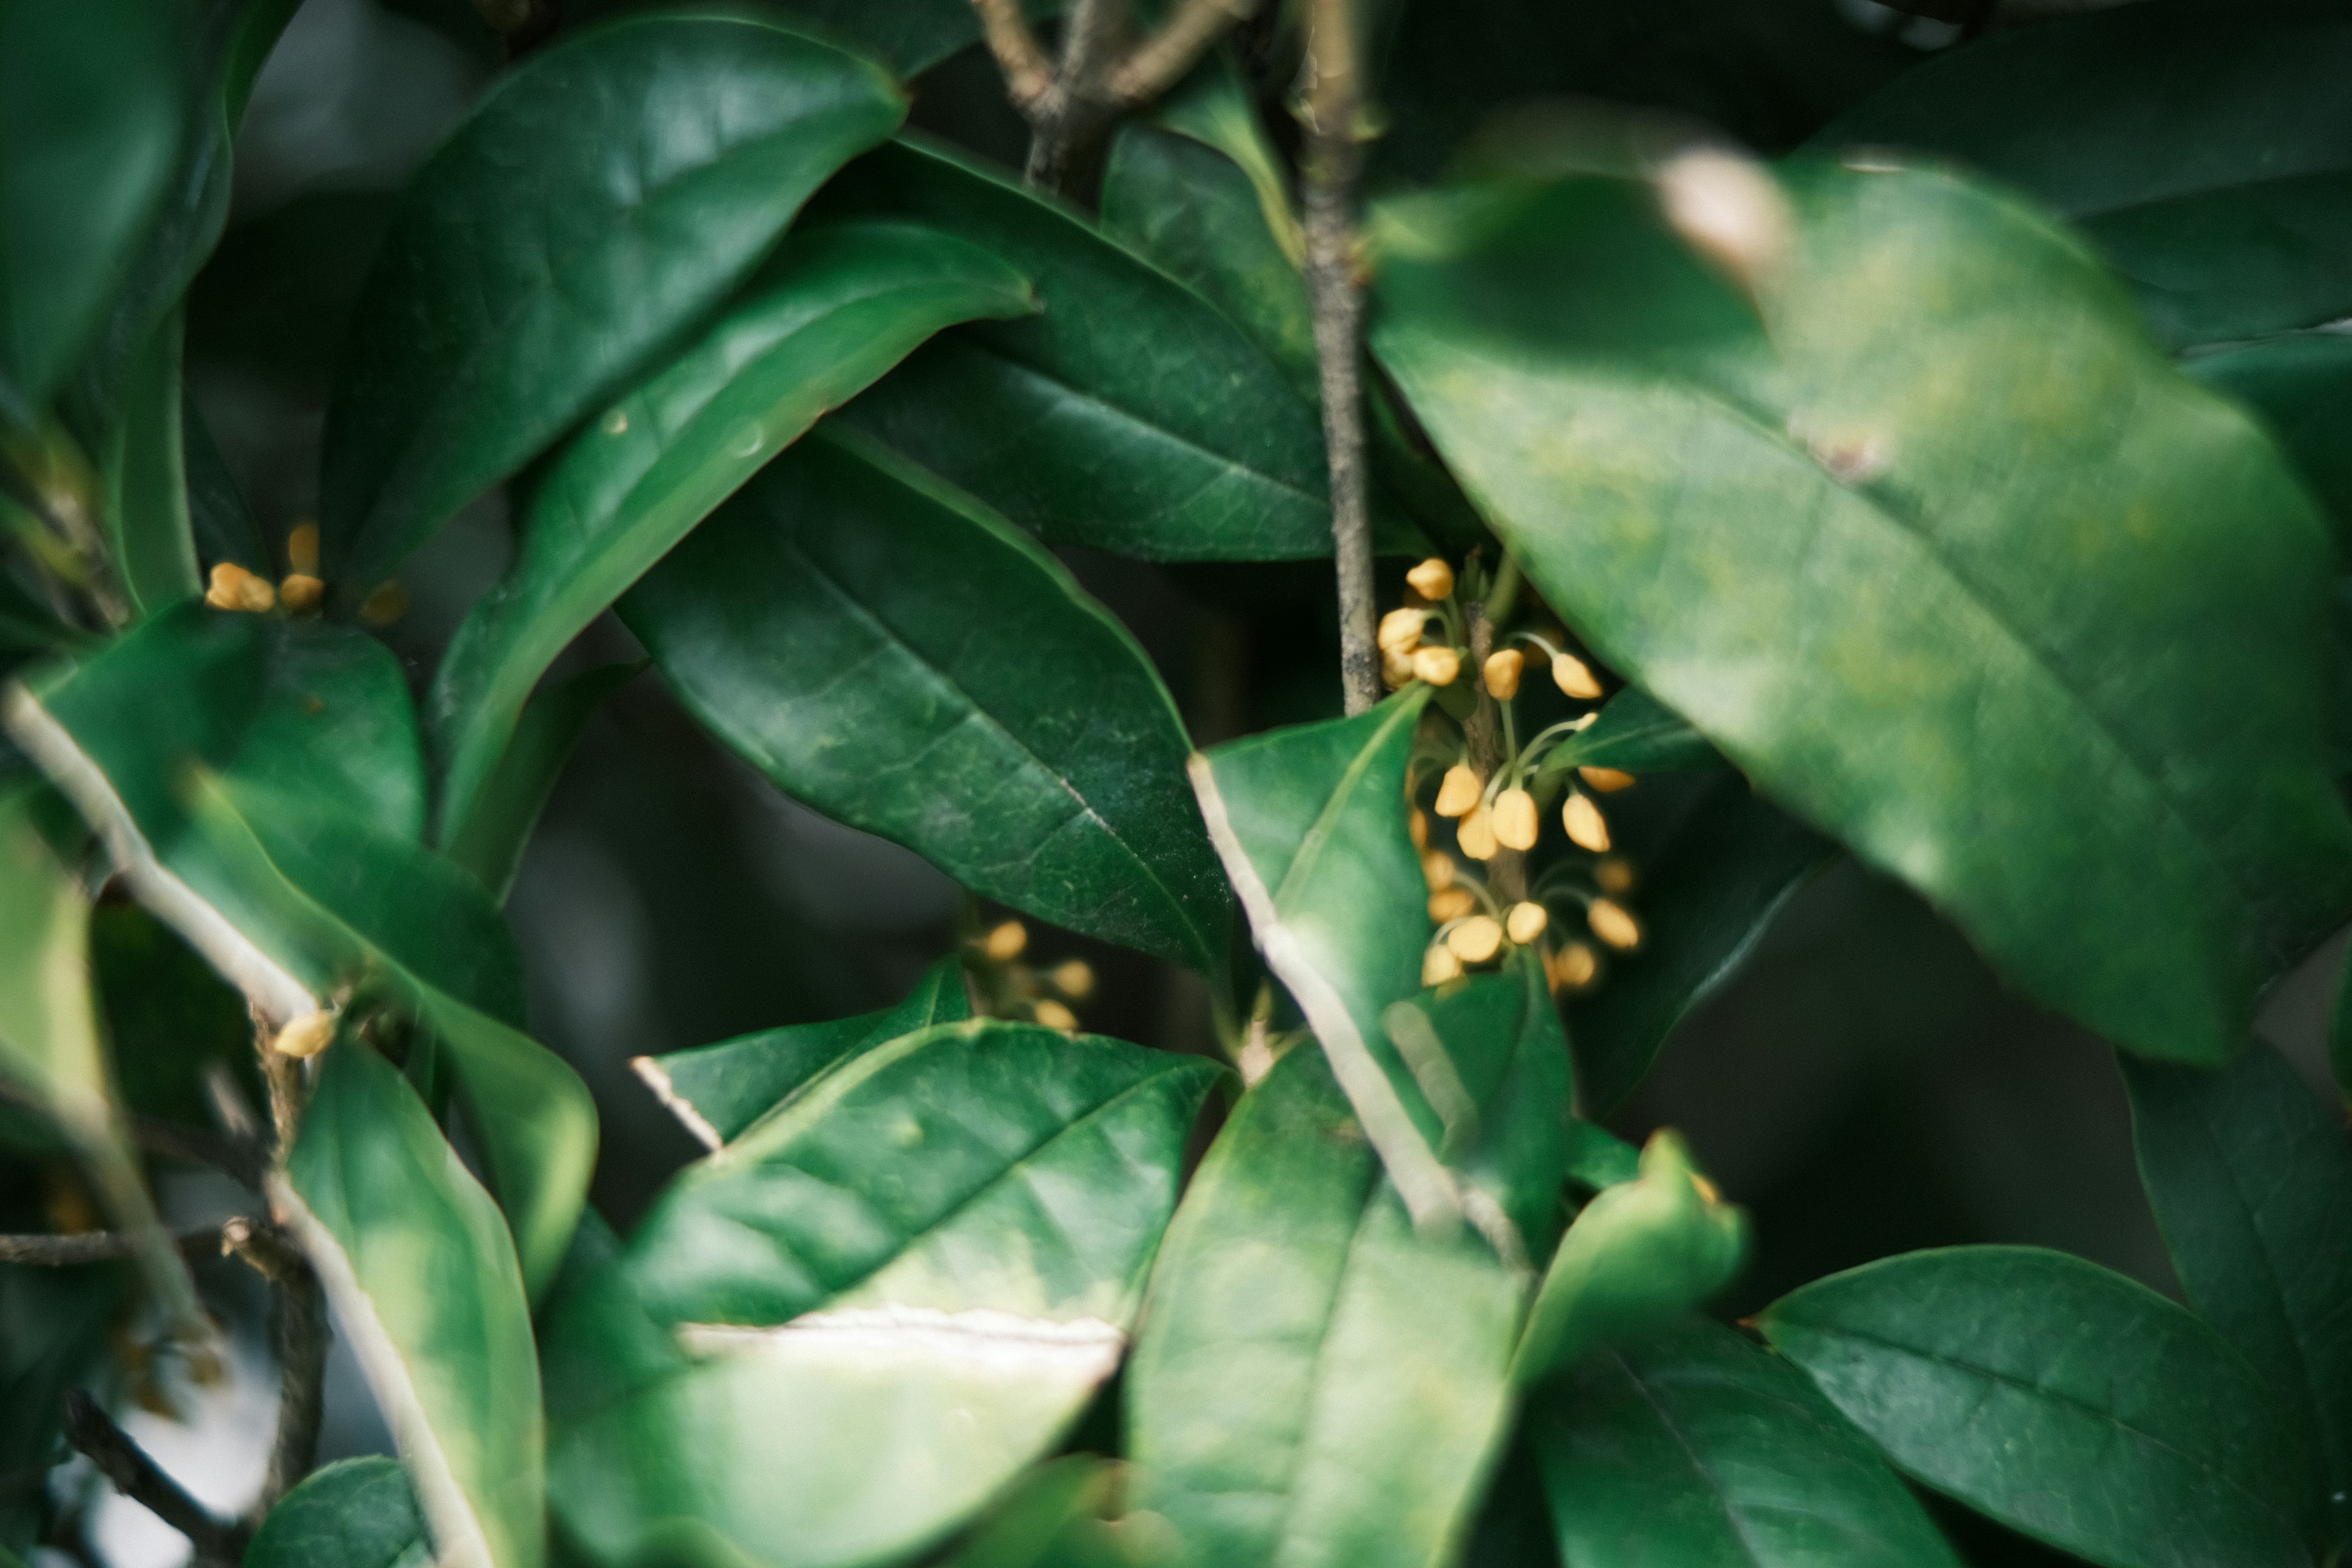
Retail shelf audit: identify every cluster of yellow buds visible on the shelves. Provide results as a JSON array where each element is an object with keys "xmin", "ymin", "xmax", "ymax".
[
  {"xmin": 1378, "ymin": 558, "xmax": 1468, "ymax": 690},
  {"xmin": 972, "ymin": 918, "xmax": 1094, "ymax": 1033},
  {"xmin": 1412, "ymin": 807, "xmax": 1642, "ymax": 994},
  {"xmin": 203, "ymin": 522, "xmax": 409, "ymax": 625}
]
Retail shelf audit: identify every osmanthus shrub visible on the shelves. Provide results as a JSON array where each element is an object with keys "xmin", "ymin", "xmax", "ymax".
[{"xmin": 1, "ymin": 1, "xmax": 2349, "ymax": 1567}]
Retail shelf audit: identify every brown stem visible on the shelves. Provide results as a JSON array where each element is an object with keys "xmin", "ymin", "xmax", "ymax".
[
  {"xmin": 1104, "ymin": 0, "xmax": 1262, "ymax": 108},
  {"xmin": 1023, "ymin": 0, "xmax": 1131, "ymax": 190},
  {"xmin": 0, "ymin": 1227, "xmax": 226, "ymax": 1266},
  {"xmin": 971, "ymin": 0, "xmax": 1057, "ymax": 110},
  {"xmin": 63, "ymin": 1390, "xmax": 245, "ymax": 1567},
  {"xmin": 1297, "ymin": 0, "xmax": 1378, "ymax": 714},
  {"xmin": 1463, "ymin": 601, "xmax": 1527, "ymax": 902},
  {"xmin": 222, "ymin": 1218, "xmax": 326, "ymax": 1516}
]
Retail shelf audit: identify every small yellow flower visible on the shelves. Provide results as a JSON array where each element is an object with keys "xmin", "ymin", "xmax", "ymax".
[
  {"xmin": 1596, "ymin": 856, "xmax": 1637, "ymax": 895},
  {"xmin": 1033, "ymin": 999, "xmax": 1079, "ymax": 1032},
  {"xmin": 286, "ymin": 521, "xmax": 320, "ymax": 575},
  {"xmin": 1506, "ymin": 901, "xmax": 1548, "ymax": 944},
  {"xmin": 1563, "ymin": 793, "xmax": 1611, "ymax": 852},
  {"xmin": 1457, "ymin": 805, "xmax": 1499, "ymax": 861},
  {"xmin": 1049, "ymin": 959, "xmax": 1095, "ymax": 1000},
  {"xmin": 279, "ymin": 574, "xmax": 325, "ymax": 613},
  {"xmin": 358, "ymin": 580, "xmax": 408, "ymax": 626},
  {"xmin": 1423, "ymin": 944, "xmax": 1465, "ymax": 986},
  {"xmin": 1493, "ymin": 788, "xmax": 1539, "ymax": 851},
  {"xmin": 1433, "ymin": 764, "xmax": 1482, "ymax": 818},
  {"xmin": 1428, "ymin": 886, "xmax": 1477, "ymax": 923},
  {"xmin": 1482, "ymin": 649, "xmax": 1523, "ymax": 701},
  {"xmin": 1580, "ymin": 766, "xmax": 1636, "ymax": 793},
  {"xmin": 1409, "ymin": 808, "xmax": 1430, "ymax": 850},
  {"xmin": 205, "ymin": 562, "xmax": 275, "ymax": 613},
  {"xmin": 1446, "ymin": 914, "xmax": 1504, "ymax": 964},
  {"xmin": 1411, "ymin": 645, "xmax": 1461, "ymax": 686},
  {"xmin": 1382, "ymin": 646, "xmax": 1417, "ymax": 690},
  {"xmin": 1378, "ymin": 606, "xmax": 1427, "ymax": 653},
  {"xmin": 1420, "ymin": 849, "xmax": 1455, "ymax": 892},
  {"xmin": 1547, "ymin": 940, "xmax": 1600, "ymax": 994},
  {"xmin": 1589, "ymin": 897, "xmax": 1643, "ymax": 951},
  {"xmin": 271, "ymin": 1012, "xmax": 335, "ymax": 1059},
  {"xmin": 1404, "ymin": 557, "xmax": 1455, "ymax": 601},
  {"xmin": 982, "ymin": 920, "xmax": 1028, "ymax": 961},
  {"xmin": 1552, "ymin": 652, "xmax": 1604, "ymax": 699}
]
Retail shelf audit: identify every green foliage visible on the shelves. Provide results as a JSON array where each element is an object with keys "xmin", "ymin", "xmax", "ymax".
[{"xmin": 241, "ymin": 1457, "xmax": 429, "ymax": 1568}]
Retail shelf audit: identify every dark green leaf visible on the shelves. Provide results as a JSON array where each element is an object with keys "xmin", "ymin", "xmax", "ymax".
[
  {"xmin": 1190, "ymin": 690, "xmax": 1469, "ymax": 1229},
  {"xmin": 428, "ymin": 219, "xmax": 1031, "ymax": 846},
  {"xmin": 824, "ymin": 135, "xmax": 1344, "ymax": 560},
  {"xmin": 1515, "ymin": 1131, "xmax": 1747, "ymax": 1385},
  {"xmin": 624, "ymin": 428, "xmax": 1232, "ymax": 970},
  {"xmin": 94, "ymin": 311, "xmax": 200, "ymax": 620},
  {"xmin": 1537, "ymin": 686, "xmax": 1724, "ymax": 779},
  {"xmin": 0, "ymin": 0, "xmax": 183, "ymax": 408},
  {"xmin": 1529, "ymin": 1318, "xmax": 1964, "ymax": 1568},
  {"xmin": 276, "ymin": 1045, "xmax": 543, "ymax": 1568},
  {"xmin": 1125, "ymin": 1045, "xmax": 1521, "ymax": 1568},
  {"xmin": 1813, "ymin": 2, "xmax": 2352, "ymax": 352},
  {"xmin": 183, "ymin": 396, "xmax": 268, "ymax": 575},
  {"xmin": 1569, "ymin": 774, "xmax": 1831, "ymax": 1115},
  {"xmin": 1375, "ymin": 160, "xmax": 2352, "ymax": 1068},
  {"xmin": 2124, "ymin": 1041, "xmax": 2352, "ymax": 1549},
  {"xmin": 2187, "ymin": 331, "xmax": 2352, "ymax": 537},
  {"xmin": 551, "ymin": 1020, "xmax": 1217, "ymax": 1568},
  {"xmin": 0, "ymin": 1262, "xmax": 123, "ymax": 1557},
  {"xmin": 241, "ymin": 1457, "xmax": 431, "ymax": 1568},
  {"xmin": 320, "ymin": 15, "xmax": 907, "ymax": 585},
  {"xmin": 633, "ymin": 952, "xmax": 970, "ymax": 1149},
  {"xmin": 1760, "ymin": 1245, "xmax": 2315, "ymax": 1568},
  {"xmin": 443, "ymin": 663, "xmax": 641, "ymax": 905}
]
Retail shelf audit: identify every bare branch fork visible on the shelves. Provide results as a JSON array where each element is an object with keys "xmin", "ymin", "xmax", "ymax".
[
  {"xmin": 971, "ymin": 0, "xmax": 1264, "ymax": 190},
  {"xmin": 63, "ymin": 1391, "xmax": 246, "ymax": 1568}
]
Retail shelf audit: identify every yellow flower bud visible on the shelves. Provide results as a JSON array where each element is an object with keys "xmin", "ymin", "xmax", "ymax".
[
  {"xmin": 1547, "ymin": 940, "xmax": 1600, "ymax": 995},
  {"xmin": 287, "ymin": 521, "xmax": 320, "ymax": 575},
  {"xmin": 1446, "ymin": 914, "xmax": 1504, "ymax": 964},
  {"xmin": 1433, "ymin": 764, "xmax": 1482, "ymax": 818},
  {"xmin": 1411, "ymin": 645, "xmax": 1461, "ymax": 686},
  {"xmin": 983, "ymin": 920, "xmax": 1028, "ymax": 961},
  {"xmin": 1420, "ymin": 849, "xmax": 1455, "ymax": 891},
  {"xmin": 1506, "ymin": 901, "xmax": 1548, "ymax": 944},
  {"xmin": 279, "ymin": 573, "xmax": 325, "ymax": 613},
  {"xmin": 1563, "ymin": 793, "xmax": 1611, "ymax": 852},
  {"xmin": 1482, "ymin": 648, "xmax": 1523, "ymax": 700},
  {"xmin": 1552, "ymin": 651, "xmax": 1604, "ymax": 699},
  {"xmin": 1589, "ymin": 897, "xmax": 1643, "ymax": 951},
  {"xmin": 1457, "ymin": 805, "xmax": 1499, "ymax": 861},
  {"xmin": 1492, "ymin": 788, "xmax": 1539, "ymax": 851},
  {"xmin": 1049, "ymin": 959, "xmax": 1095, "ymax": 1000},
  {"xmin": 1580, "ymin": 765, "xmax": 1636, "ymax": 793},
  {"xmin": 1378, "ymin": 606, "xmax": 1427, "ymax": 653},
  {"xmin": 358, "ymin": 580, "xmax": 408, "ymax": 626},
  {"xmin": 1404, "ymin": 557, "xmax": 1455, "ymax": 601},
  {"xmin": 1596, "ymin": 856, "xmax": 1637, "ymax": 895},
  {"xmin": 271, "ymin": 1011, "xmax": 335, "ymax": 1060},
  {"xmin": 1409, "ymin": 808, "xmax": 1430, "ymax": 850},
  {"xmin": 1033, "ymin": 999, "xmax": 1079, "ymax": 1032},
  {"xmin": 1423, "ymin": 944, "xmax": 1465, "ymax": 986},
  {"xmin": 1428, "ymin": 886, "xmax": 1477, "ymax": 923},
  {"xmin": 205, "ymin": 561, "xmax": 274, "ymax": 612},
  {"xmin": 1382, "ymin": 646, "xmax": 1417, "ymax": 690}
]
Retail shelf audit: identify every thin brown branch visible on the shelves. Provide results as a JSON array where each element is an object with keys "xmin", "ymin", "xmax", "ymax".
[
  {"xmin": 1025, "ymin": 0, "xmax": 1133, "ymax": 190},
  {"xmin": 1297, "ymin": 0, "xmax": 1378, "ymax": 714},
  {"xmin": 1463, "ymin": 600, "xmax": 1527, "ymax": 902},
  {"xmin": 62, "ymin": 1390, "xmax": 245, "ymax": 1568},
  {"xmin": 0, "ymin": 1227, "xmax": 225, "ymax": 1266},
  {"xmin": 1105, "ymin": 0, "xmax": 1260, "ymax": 107},
  {"xmin": 221, "ymin": 1218, "xmax": 326, "ymax": 1516},
  {"xmin": 971, "ymin": 0, "xmax": 1057, "ymax": 110}
]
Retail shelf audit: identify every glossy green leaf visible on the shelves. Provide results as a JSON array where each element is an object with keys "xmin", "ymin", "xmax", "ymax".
[
  {"xmin": 428, "ymin": 220, "xmax": 1031, "ymax": 846},
  {"xmin": 94, "ymin": 309, "xmax": 200, "ymax": 620},
  {"xmin": 564, "ymin": 0, "xmax": 1065, "ymax": 77},
  {"xmin": 1813, "ymin": 1, "xmax": 2352, "ymax": 352},
  {"xmin": 1528, "ymin": 1318, "xmax": 1964, "ymax": 1568},
  {"xmin": 1536, "ymin": 686, "xmax": 1722, "ymax": 780},
  {"xmin": 1190, "ymin": 689, "xmax": 1467, "ymax": 1228},
  {"xmin": 320, "ymin": 14, "xmax": 907, "ymax": 585},
  {"xmin": 0, "ymin": 785, "xmax": 208, "ymax": 1355},
  {"xmin": 551, "ymin": 1019, "xmax": 1217, "ymax": 1568},
  {"xmin": 624, "ymin": 428, "xmax": 1232, "ymax": 970},
  {"xmin": 2124, "ymin": 1041, "xmax": 2352, "ymax": 1550},
  {"xmin": 443, "ymin": 663, "xmax": 641, "ymax": 905},
  {"xmin": 1760, "ymin": 1246, "xmax": 2315, "ymax": 1568},
  {"xmin": 1375, "ymin": 160, "xmax": 2352, "ymax": 1068},
  {"xmin": 6, "ymin": 611, "xmax": 594, "ymax": 1295},
  {"xmin": 941, "ymin": 1456, "xmax": 1138, "ymax": 1568},
  {"xmin": 1515, "ymin": 1131, "xmax": 1747, "ymax": 1385},
  {"xmin": 1569, "ymin": 774, "xmax": 1831, "ymax": 1115},
  {"xmin": 0, "ymin": 0, "xmax": 183, "ymax": 408},
  {"xmin": 824, "ymin": 134, "xmax": 1342, "ymax": 560},
  {"xmin": 633, "ymin": 952, "xmax": 970, "ymax": 1150},
  {"xmin": 1126, "ymin": 1045, "xmax": 1522, "ymax": 1568},
  {"xmin": 2189, "ymin": 331, "xmax": 2352, "ymax": 533},
  {"xmin": 242, "ymin": 1457, "xmax": 431, "ymax": 1568},
  {"xmin": 276, "ymin": 1044, "xmax": 543, "ymax": 1568}
]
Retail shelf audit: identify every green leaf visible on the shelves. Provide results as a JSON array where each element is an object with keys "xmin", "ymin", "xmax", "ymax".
[
  {"xmin": 1374, "ymin": 160, "xmax": 2352, "ymax": 1068},
  {"xmin": 2124, "ymin": 1041, "xmax": 2352, "ymax": 1550},
  {"xmin": 1125, "ymin": 1045, "xmax": 1522, "ymax": 1568},
  {"xmin": 94, "ymin": 309, "xmax": 200, "ymax": 620},
  {"xmin": 442, "ymin": 663, "xmax": 641, "ymax": 906},
  {"xmin": 184, "ymin": 395, "xmax": 268, "ymax": 575},
  {"xmin": 624, "ymin": 427, "xmax": 1232, "ymax": 970},
  {"xmin": 428, "ymin": 219, "xmax": 1031, "ymax": 846},
  {"xmin": 549, "ymin": 1019, "xmax": 1217, "ymax": 1568},
  {"xmin": 242, "ymin": 1457, "xmax": 431, "ymax": 1568},
  {"xmin": 939, "ymin": 1456, "xmax": 1134, "ymax": 1568},
  {"xmin": 1514, "ymin": 1131, "xmax": 1747, "ymax": 1385},
  {"xmin": 0, "ymin": 785, "xmax": 209, "ymax": 1357},
  {"xmin": 0, "ymin": 1262, "xmax": 124, "ymax": 1557},
  {"xmin": 275, "ymin": 1044, "xmax": 544, "ymax": 1568},
  {"xmin": 1569, "ymin": 774, "xmax": 1831, "ymax": 1115},
  {"xmin": 0, "ymin": 0, "xmax": 183, "ymax": 408},
  {"xmin": 564, "ymin": 0, "xmax": 1065, "ymax": 77},
  {"xmin": 823, "ymin": 134, "xmax": 1343, "ymax": 560},
  {"xmin": 1812, "ymin": 2, "xmax": 2352, "ymax": 353},
  {"xmin": 1759, "ymin": 1245, "xmax": 2315, "ymax": 1568},
  {"xmin": 320, "ymin": 14, "xmax": 907, "ymax": 586},
  {"xmin": 2188, "ymin": 331, "xmax": 2352, "ymax": 534},
  {"xmin": 1189, "ymin": 690, "xmax": 1467, "ymax": 1229},
  {"xmin": 632, "ymin": 952, "xmax": 970, "ymax": 1150},
  {"xmin": 1528, "ymin": 1318, "xmax": 1964, "ymax": 1568},
  {"xmin": 1536, "ymin": 686, "xmax": 1722, "ymax": 780}
]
